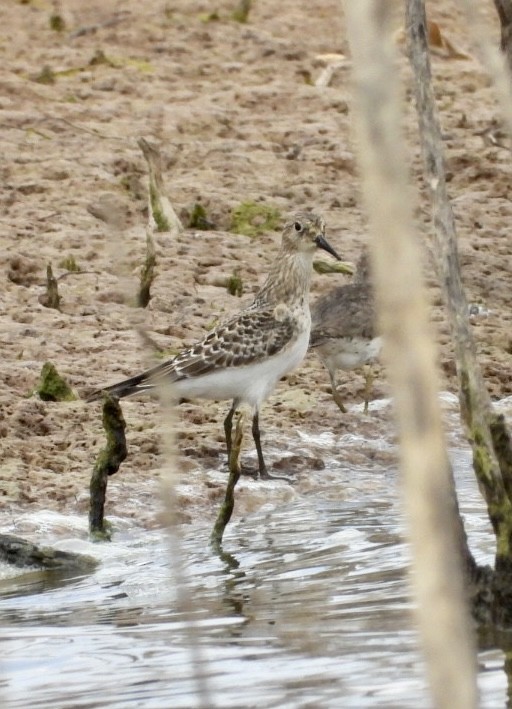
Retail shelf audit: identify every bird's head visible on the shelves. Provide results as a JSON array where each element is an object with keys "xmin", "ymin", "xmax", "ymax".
[{"xmin": 282, "ymin": 211, "xmax": 341, "ymax": 260}]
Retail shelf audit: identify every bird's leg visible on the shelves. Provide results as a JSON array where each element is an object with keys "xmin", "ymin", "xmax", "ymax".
[
  {"xmin": 223, "ymin": 400, "xmax": 237, "ymax": 459},
  {"xmin": 252, "ymin": 410, "xmax": 267, "ymax": 477},
  {"xmin": 252, "ymin": 411, "xmax": 294, "ymax": 483},
  {"xmin": 329, "ymin": 370, "xmax": 347, "ymax": 413},
  {"xmin": 363, "ymin": 365, "xmax": 374, "ymax": 414},
  {"xmin": 225, "ymin": 401, "xmax": 257, "ymax": 479}
]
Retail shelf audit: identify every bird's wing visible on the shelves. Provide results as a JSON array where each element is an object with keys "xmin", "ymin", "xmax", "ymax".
[
  {"xmin": 310, "ymin": 286, "xmax": 375, "ymax": 346},
  {"xmin": 151, "ymin": 306, "xmax": 297, "ymax": 382}
]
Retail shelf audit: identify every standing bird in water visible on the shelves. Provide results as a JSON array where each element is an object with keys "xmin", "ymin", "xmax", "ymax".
[
  {"xmin": 310, "ymin": 251, "xmax": 381, "ymax": 413},
  {"xmin": 87, "ymin": 211, "xmax": 341, "ymax": 479}
]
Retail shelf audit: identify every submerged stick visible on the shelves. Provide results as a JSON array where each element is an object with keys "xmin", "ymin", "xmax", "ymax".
[
  {"xmin": 89, "ymin": 395, "xmax": 127, "ymax": 540},
  {"xmin": 313, "ymin": 259, "xmax": 354, "ymax": 275},
  {"xmin": 345, "ymin": 2, "xmax": 478, "ymax": 706},
  {"xmin": 210, "ymin": 413, "xmax": 245, "ymax": 549},
  {"xmin": 138, "ymin": 138, "xmax": 183, "ymax": 235}
]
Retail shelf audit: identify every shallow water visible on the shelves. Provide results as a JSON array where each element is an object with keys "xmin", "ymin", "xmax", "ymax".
[{"xmin": 0, "ymin": 444, "xmax": 508, "ymax": 708}]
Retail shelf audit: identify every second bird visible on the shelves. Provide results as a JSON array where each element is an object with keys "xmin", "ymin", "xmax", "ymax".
[{"xmin": 310, "ymin": 251, "xmax": 381, "ymax": 413}]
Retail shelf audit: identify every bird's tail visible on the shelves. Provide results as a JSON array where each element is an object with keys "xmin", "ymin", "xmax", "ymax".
[
  {"xmin": 85, "ymin": 369, "xmax": 156, "ymax": 402},
  {"xmin": 86, "ymin": 348, "xmax": 183, "ymax": 403}
]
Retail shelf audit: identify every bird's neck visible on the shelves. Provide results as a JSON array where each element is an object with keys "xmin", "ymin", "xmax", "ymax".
[{"xmin": 255, "ymin": 249, "xmax": 313, "ymax": 307}]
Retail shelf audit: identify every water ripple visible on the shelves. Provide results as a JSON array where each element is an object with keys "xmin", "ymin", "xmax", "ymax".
[{"xmin": 0, "ymin": 447, "xmax": 507, "ymax": 708}]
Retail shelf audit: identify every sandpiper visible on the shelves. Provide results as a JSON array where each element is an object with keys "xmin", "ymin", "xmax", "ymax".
[
  {"xmin": 87, "ymin": 211, "xmax": 341, "ymax": 479},
  {"xmin": 310, "ymin": 251, "xmax": 381, "ymax": 413}
]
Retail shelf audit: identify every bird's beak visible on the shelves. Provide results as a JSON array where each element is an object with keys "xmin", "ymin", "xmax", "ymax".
[{"xmin": 315, "ymin": 234, "xmax": 341, "ymax": 261}]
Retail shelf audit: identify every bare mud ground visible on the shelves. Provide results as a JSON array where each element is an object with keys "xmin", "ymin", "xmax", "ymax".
[{"xmin": 1, "ymin": 0, "xmax": 511, "ymax": 528}]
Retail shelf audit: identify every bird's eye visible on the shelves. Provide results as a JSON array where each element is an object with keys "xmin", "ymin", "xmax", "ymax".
[{"xmin": 294, "ymin": 222, "xmax": 302, "ymax": 232}]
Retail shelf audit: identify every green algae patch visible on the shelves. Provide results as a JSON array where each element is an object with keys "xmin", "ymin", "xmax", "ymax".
[
  {"xmin": 230, "ymin": 201, "xmax": 280, "ymax": 237},
  {"xmin": 149, "ymin": 183, "xmax": 172, "ymax": 231},
  {"xmin": 226, "ymin": 271, "xmax": 243, "ymax": 297},
  {"xmin": 33, "ymin": 65, "xmax": 56, "ymax": 85},
  {"xmin": 37, "ymin": 362, "xmax": 76, "ymax": 402},
  {"xmin": 49, "ymin": 13, "xmax": 66, "ymax": 32},
  {"xmin": 188, "ymin": 202, "xmax": 214, "ymax": 230},
  {"xmin": 59, "ymin": 255, "xmax": 80, "ymax": 272},
  {"xmin": 199, "ymin": 11, "xmax": 220, "ymax": 23}
]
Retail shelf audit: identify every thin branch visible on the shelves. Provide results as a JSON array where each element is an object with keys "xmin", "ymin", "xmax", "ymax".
[
  {"xmin": 405, "ymin": 0, "xmax": 512, "ymax": 549},
  {"xmin": 344, "ymin": 2, "xmax": 478, "ymax": 706},
  {"xmin": 138, "ymin": 138, "xmax": 184, "ymax": 235}
]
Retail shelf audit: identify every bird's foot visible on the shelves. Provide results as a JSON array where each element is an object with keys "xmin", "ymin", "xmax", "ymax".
[
  {"xmin": 234, "ymin": 460, "xmax": 295, "ymax": 483},
  {"xmin": 259, "ymin": 468, "xmax": 295, "ymax": 484},
  {"xmin": 332, "ymin": 390, "xmax": 347, "ymax": 414},
  {"xmin": 239, "ymin": 465, "xmax": 259, "ymax": 480}
]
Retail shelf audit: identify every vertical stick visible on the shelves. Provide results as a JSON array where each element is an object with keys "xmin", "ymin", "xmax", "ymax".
[
  {"xmin": 210, "ymin": 413, "xmax": 244, "ymax": 549},
  {"xmin": 89, "ymin": 396, "xmax": 127, "ymax": 540},
  {"xmin": 492, "ymin": 0, "xmax": 512, "ymax": 74},
  {"xmin": 343, "ymin": 2, "xmax": 478, "ymax": 707}
]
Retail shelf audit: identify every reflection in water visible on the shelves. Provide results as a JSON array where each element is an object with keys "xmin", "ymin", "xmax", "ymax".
[{"xmin": 0, "ymin": 449, "xmax": 507, "ymax": 708}]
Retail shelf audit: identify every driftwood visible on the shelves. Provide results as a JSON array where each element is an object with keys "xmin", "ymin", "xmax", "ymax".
[
  {"xmin": 0, "ymin": 534, "xmax": 97, "ymax": 571},
  {"xmin": 68, "ymin": 11, "xmax": 130, "ymax": 39},
  {"xmin": 406, "ymin": 0, "xmax": 512, "ymax": 627},
  {"xmin": 344, "ymin": 3, "xmax": 478, "ymax": 707},
  {"xmin": 137, "ymin": 228, "xmax": 156, "ymax": 308}
]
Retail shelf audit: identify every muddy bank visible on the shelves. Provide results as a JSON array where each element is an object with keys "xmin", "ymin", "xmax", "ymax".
[{"xmin": 1, "ymin": 0, "xmax": 510, "ymax": 526}]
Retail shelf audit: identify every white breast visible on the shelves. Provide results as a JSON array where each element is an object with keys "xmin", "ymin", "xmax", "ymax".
[{"xmin": 172, "ymin": 327, "xmax": 310, "ymax": 409}]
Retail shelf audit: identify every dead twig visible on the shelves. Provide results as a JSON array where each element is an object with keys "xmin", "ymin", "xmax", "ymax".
[
  {"xmin": 345, "ymin": 2, "xmax": 478, "ymax": 706},
  {"xmin": 137, "ymin": 328, "xmax": 166, "ymax": 354},
  {"xmin": 40, "ymin": 114, "xmax": 125, "ymax": 142},
  {"xmin": 56, "ymin": 270, "xmax": 98, "ymax": 282},
  {"xmin": 39, "ymin": 264, "xmax": 61, "ymax": 310},
  {"xmin": 232, "ymin": 0, "xmax": 252, "ymax": 23},
  {"xmin": 138, "ymin": 138, "xmax": 183, "ymax": 235},
  {"xmin": 137, "ymin": 228, "xmax": 157, "ymax": 307},
  {"xmin": 68, "ymin": 11, "xmax": 131, "ymax": 39},
  {"xmin": 37, "ymin": 362, "xmax": 76, "ymax": 402}
]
